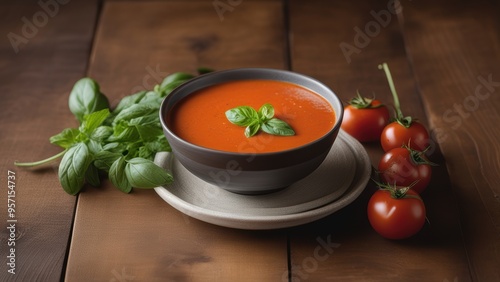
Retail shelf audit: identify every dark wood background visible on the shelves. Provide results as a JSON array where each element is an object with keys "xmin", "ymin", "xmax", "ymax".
[{"xmin": 1, "ymin": 0, "xmax": 499, "ymax": 281}]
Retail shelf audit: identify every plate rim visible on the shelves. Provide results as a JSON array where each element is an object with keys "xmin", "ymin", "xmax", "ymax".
[{"xmin": 154, "ymin": 130, "xmax": 371, "ymax": 230}]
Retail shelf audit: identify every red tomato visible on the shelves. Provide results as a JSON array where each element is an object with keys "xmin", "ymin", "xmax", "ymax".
[
  {"xmin": 380, "ymin": 121, "xmax": 429, "ymax": 152},
  {"xmin": 341, "ymin": 97, "xmax": 390, "ymax": 142},
  {"xmin": 378, "ymin": 147, "xmax": 433, "ymax": 194},
  {"xmin": 367, "ymin": 189, "xmax": 426, "ymax": 240}
]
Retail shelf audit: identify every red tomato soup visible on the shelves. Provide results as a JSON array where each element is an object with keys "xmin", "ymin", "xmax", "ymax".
[{"xmin": 167, "ymin": 80, "xmax": 335, "ymax": 153}]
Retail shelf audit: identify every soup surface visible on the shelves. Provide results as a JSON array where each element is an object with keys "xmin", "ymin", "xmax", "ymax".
[{"xmin": 167, "ymin": 79, "xmax": 335, "ymax": 153}]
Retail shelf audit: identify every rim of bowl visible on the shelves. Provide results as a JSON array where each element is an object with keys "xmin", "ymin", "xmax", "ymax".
[{"xmin": 159, "ymin": 68, "xmax": 344, "ymax": 157}]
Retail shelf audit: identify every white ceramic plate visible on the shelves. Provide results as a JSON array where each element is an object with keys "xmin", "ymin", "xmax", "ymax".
[{"xmin": 154, "ymin": 130, "xmax": 371, "ymax": 230}]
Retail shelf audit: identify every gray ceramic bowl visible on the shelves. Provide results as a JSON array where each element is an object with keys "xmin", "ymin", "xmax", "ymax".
[{"xmin": 159, "ymin": 68, "xmax": 343, "ymax": 194}]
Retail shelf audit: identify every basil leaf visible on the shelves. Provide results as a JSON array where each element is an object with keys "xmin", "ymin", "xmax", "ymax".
[
  {"xmin": 102, "ymin": 142, "xmax": 122, "ymax": 151},
  {"xmin": 90, "ymin": 125, "xmax": 113, "ymax": 142},
  {"xmin": 68, "ymin": 78, "xmax": 109, "ymax": 123},
  {"xmin": 109, "ymin": 156, "xmax": 131, "ymax": 193},
  {"xmin": 124, "ymin": 143, "xmax": 141, "ymax": 159},
  {"xmin": 197, "ymin": 67, "xmax": 214, "ymax": 75},
  {"xmin": 50, "ymin": 128, "xmax": 80, "ymax": 149},
  {"xmin": 87, "ymin": 139, "xmax": 103, "ymax": 155},
  {"xmin": 125, "ymin": 158, "xmax": 173, "ymax": 188},
  {"xmin": 112, "ymin": 103, "xmax": 158, "ymax": 125},
  {"xmin": 135, "ymin": 124, "xmax": 164, "ymax": 142},
  {"xmin": 225, "ymin": 106, "xmax": 259, "ymax": 126},
  {"xmin": 159, "ymin": 80, "xmax": 189, "ymax": 97},
  {"xmin": 146, "ymin": 136, "xmax": 171, "ymax": 153},
  {"xmin": 85, "ymin": 163, "xmax": 100, "ymax": 187},
  {"xmin": 137, "ymin": 91, "xmax": 163, "ymax": 105},
  {"xmin": 245, "ymin": 122, "xmax": 261, "ymax": 138},
  {"xmin": 261, "ymin": 118, "xmax": 296, "ymax": 136},
  {"xmin": 157, "ymin": 73, "xmax": 195, "ymax": 97},
  {"xmin": 58, "ymin": 142, "xmax": 93, "ymax": 195},
  {"xmin": 113, "ymin": 91, "xmax": 147, "ymax": 114},
  {"xmin": 80, "ymin": 108, "xmax": 110, "ymax": 135},
  {"xmin": 129, "ymin": 112, "xmax": 159, "ymax": 126},
  {"xmin": 94, "ymin": 151, "xmax": 121, "ymax": 172},
  {"xmin": 108, "ymin": 125, "xmax": 139, "ymax": 142},
  {"xmin": 160, "ymin": 72, "xmax": 194, "ymax": 88},
  {"xmin": 138, "ymin": 137, "xmax": 171, "ymax": 159},
  {"xmin": 138, "ymin": 146, "xmax": 154, "ymax": 160},
  {"xmin": 258, "ymin": 103, "xmax": 274, "ymax": 121}
]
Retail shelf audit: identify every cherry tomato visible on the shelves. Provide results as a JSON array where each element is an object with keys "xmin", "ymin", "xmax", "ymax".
[
  {"xmin": 378, "ymin": 147, "xmax": 433, "ymax": 194},
  {"xmin": 367, "ymin": 188, "xmax": 426, "ymax": 240},
  {"xmin": 341, "ymin": 95, "xmax": 390, "ymax": 142},
  {"xmin": 380, "ymin": 121, "xmax": 429, "ymax": 152},
  {"xmin": 377, "ymin": 63, "xmax": 430, "ymax": 151}
]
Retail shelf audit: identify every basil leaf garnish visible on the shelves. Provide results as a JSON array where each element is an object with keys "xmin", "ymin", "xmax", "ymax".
[
  {"xmin": 261, "ymin": 118, "xmax": 295, "ymax": 136},
  {"xmin": 226, "ymin": 104, "xmax": 295, "ymax": 138},
  {"xmin": 245, "ymin": 121, "xmax": 261, "ymax": 138},
  {"xmin": 258, "ymin": 103, "xmax": 274, "ymax": 120},
  {"xmin": 225, "ymin": 106, "xmax": 259, "ymax": 126}
]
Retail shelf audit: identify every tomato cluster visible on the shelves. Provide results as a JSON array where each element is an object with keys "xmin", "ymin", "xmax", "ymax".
[
  {"xmin": 370, "ymin": 145, "xmax": 434, "ymax": 239},
  {"xmin": 341, "ymin": 63, "xmax": 436, "ymax": 240}
]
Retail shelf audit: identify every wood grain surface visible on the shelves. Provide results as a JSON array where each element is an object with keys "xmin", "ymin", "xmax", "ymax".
[
  {"xmin": 402, "ymin": 1, "xmax": 500, "ymax": 280},
  {"xmin": 0, "ymin": 0, "xmax": 498, "ymax": 281},
  {"xmin": 0, "ymin": 0, "xmax": 99, "ymax": 281}
]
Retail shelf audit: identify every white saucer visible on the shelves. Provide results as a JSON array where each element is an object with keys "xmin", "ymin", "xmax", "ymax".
[{"xmin": 154, "ymin": 130, "xmax": 371, "ymax": 230}]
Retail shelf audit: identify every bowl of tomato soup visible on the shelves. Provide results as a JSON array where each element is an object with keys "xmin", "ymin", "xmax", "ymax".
[{"xmin": 160, "ymin": 68, "xmax": 343, "ymax": 194}]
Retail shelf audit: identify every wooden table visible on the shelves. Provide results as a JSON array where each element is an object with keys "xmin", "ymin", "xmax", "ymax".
[{"xmin": 1, "ymin": 0, "xmax": 499, "ymax": 281}]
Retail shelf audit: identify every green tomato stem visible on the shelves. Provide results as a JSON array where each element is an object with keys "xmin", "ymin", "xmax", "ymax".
[
  {"xmin": 373, "ymin": 179, "xmax": 421, "ymax": 200},
  {"xmin": 378, "ymin": 63, "xmax": 404, "ymax": 120},
  {"xmin": 14, "ymin": 149, "xmax": 67, "ymax": 167}
]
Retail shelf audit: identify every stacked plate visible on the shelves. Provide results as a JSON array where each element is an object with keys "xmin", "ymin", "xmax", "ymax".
[{"xmin": 154, "ymin": 130, "xmax": 371, "ymax": 230}]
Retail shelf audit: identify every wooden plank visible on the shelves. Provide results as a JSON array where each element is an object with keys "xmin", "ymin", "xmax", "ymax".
[
  {"xmin": 0, "ymin": 0, "xmax": 99, "ymax": 280},
  {"xmin": 401, "ymin": 1, "xmax": 500, "ymax": 280},
  {"xmin": 64, "ymin": 1, "xmax": 288, "ymax": 281},
  {"xmin": 287, "ymin": 1, "xmax": 471, "ymax": 280}
]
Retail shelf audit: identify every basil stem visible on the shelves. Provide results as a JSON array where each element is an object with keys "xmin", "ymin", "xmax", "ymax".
[{"xmin": 14, "ymin": 149, "xmax": 68, "ymax": 167}]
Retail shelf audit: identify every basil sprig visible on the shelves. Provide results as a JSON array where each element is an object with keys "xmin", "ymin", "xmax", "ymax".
[
  {"xmin": 225, "ymin": 103, "xmax": 295, "ymax": 138},
  {"xmin": 14, "ymin": 68, "xmax": 213, "ymax": 195}
]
